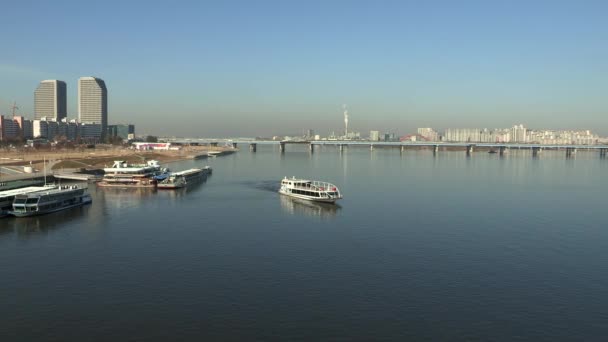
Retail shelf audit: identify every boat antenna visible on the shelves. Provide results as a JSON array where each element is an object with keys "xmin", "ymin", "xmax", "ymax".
[{"xmin": 43, "ymin": 156, "xmax": 47, "ymax": 186}]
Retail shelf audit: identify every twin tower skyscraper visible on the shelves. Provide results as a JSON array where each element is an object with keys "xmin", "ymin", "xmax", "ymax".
[{"xmin": 34, "ymin": 77, "xmax": 107, "ymax": 138}]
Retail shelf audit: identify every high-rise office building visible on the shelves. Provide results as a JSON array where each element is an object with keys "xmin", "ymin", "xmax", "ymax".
[
  {"xmin": 34, "ymin": 80, "xmax": 67, "ymax": 120},
  {"xmin": 78, "ymin": 76, "xmax": 108, "ymax": 140}
]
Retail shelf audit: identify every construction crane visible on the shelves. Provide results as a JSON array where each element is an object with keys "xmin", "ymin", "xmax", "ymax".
[{"xmin": 10, "ymin": 101, "xmax": 19, "ymax": 118}]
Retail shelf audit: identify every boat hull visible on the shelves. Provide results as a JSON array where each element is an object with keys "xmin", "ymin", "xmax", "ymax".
[
  {"xmin": 9, "ymin": 195, "xmax": 92, "ymax": 217},
  {"xmin": 157, "ymin": 183, "xmax": 184, "ymax": 189},
  {"xmin": 97, "ymin": 182, "xmax": 157, "ymax": 188},
  {"xmin": 157, "ymin": 167, "xmax": 210, "ymax": 190},
  {"xmin": 279, "ymin": 189, "xmax": 340, "ymax": 203}
]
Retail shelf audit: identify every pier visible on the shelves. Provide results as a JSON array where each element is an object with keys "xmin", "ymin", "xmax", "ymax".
[{"xmin": 53, "ymin": 170, "xmax": 103, "ymax": 182}]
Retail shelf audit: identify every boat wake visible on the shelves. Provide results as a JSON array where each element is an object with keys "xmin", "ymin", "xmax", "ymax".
[{"xmin": 243, "ymin": 180, "xmax": 280, "ymax": 193}]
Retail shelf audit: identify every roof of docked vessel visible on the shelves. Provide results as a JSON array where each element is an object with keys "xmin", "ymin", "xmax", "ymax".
[{"xmin": 103, "ymin": 160, "xmax": 161, "ymax": 173}]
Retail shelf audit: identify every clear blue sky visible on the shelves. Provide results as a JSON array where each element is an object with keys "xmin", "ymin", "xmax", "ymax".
[{"xmin": 1, "ymin": 0, "xmax": 607, "ymax": 137}]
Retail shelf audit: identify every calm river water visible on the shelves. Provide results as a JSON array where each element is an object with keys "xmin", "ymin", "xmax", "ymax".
[{"xmin": 1, "ymin": 146, "xmax": 607, "ymax": 341}]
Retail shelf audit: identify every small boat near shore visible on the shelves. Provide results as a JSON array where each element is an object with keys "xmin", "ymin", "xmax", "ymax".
[
  {"xmin": 157, "ymin": 167, "xmax": 212, "ymax": 189},
  {"xmin": 9, "ymin": 185, "xmax": 91, "ymax": 217},
  {"xmin": 279, "ymin": 177, "xmax": 342, "ymax": 203}
]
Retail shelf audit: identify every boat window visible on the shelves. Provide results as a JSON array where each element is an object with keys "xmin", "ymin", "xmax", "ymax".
[
  {"xmin": 26, "ymin": 198, "xmax": 39, "ymax": 204},
  {"xmin": 14, "ymin": 198, "xmax": 27, "ymax": 204}
]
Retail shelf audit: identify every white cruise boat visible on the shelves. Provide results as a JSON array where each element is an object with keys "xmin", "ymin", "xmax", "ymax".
[
  {"xmin": 98, "ymin": 160, "xmax": 161, "ymax": 188},
  {"xmin": 9, "ymin": 185, "xmax": 92, "ymax": 217},
  {"xmin": 0, "ymin": 185, "xmax": 57, "ymax": 218},
  {"xmin": 279, "ymin": 177, "xmax": 342, "ymax": 203}
]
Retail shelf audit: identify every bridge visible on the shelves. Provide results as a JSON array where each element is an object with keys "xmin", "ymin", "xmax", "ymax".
[{"xmin": 165, "ymin": 138, "xmax": 608, "ymax": 158}]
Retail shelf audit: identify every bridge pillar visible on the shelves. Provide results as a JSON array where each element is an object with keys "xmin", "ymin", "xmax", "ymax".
[
  {"xmin": 370, "ymin": 144, "xmax": 374, "ymax": 151},
  {"xmin": 279, "ymin": 142, "xmax": 285, "ymax": 153},
  {"xmin": 210, "ymin": 142, "xmax": 218, "ymax": 147},
  {"xmin": 433, "ymin": 145, "xmax": 439, "ymax": 155},
  {"xmin": 232, "ymin": 142, "xmax": 237, "ymax": 149},
  {"xmin": 249, "ymin": 143, "xmax": 257, "ymax": 152},
  {"xmin": 532, "ymin": 147, "xmax": 540, "ymax": 157},
  {"xmin": 339, "ymin": 144, "xmax": 344, "ymax": 153},
  {"xmin": 466, "ymin": 145, "xmax": 474, "ymax": 155},
  {"xmin": 309, "ymin": 143, "xmax": 314, "ymax": 153},
  {"xmin": 566, "ymin": 147, "xmax": 577, "ymax": 158},
  {"xmin": 600, "ymin": 148, "xmax": 607, "ymax": 158},
  {"xmin": 499, "ymin": 146, "xmax": 506, "ymax": 155},
  {"xmin": 400, "ymin": 145, "xmax": 405, "ymax": 153}
]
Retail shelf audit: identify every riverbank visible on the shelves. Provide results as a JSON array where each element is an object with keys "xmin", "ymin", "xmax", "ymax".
[{"xmin": 0, "ymin": 146, "xmax": 236, "ymax": 175}]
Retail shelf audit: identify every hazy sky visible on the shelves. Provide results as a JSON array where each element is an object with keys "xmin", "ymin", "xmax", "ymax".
[{"xmin": 1, "ymin": 0, "xmax": 607, "ymax": 137}]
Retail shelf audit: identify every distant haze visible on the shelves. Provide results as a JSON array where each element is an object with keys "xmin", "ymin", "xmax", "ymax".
[{"xmin": 1, "ymin": 1, "xmax": 607, "ymax": 136}]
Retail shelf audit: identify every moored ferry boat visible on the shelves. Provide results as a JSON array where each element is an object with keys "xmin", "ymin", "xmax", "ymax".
[
  {"xmin": 157, "ymin": 167, "xmax": 211, "ymax": 189},
  {"xmin": 97, "ymin": 160, "xmax": 160, "ymax": 188},
  {"xmin": 279, "ymin": 177, "xmax": 342, "ymax": 203},
  {"xmin": 0, "ymin": 185, "xmax": 57, "ymax": 218},
  {"xmin": 9, "ymin": 185, "xmax": 92, "ymax": 217}
]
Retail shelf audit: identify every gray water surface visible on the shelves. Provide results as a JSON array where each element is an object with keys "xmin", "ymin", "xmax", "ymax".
[{"xmin": 1, "ymin": 146, "xmax": 607, "ymax": 341}]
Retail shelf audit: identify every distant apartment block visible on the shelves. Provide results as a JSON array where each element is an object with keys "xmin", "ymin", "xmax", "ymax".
[
  {"xmin": 417, "ymin": 128, "xmax": 439, "ymax": 141},
  {"xmin": 510, "ymin": 124, "xmax": 527, "ymax": 143},
  {"xmin": 305, "ymin": 129, "xmax": 315, "ymax": 139},
  {"xmin": 440, "ymin": 124, "xmax": 598, "ymax": 145},
  {"xmin": 0, "ymin": 115, "xmax": 21, "ymax": 140},
  {"xmin": 27, "ymin": 117, "xmax": 86, "ymax": 141},
  {"xmin": 34, "ymin": 80, "xmax": 67, "ymax": 121},
  {"xmin": 527, "ymin": 129, "xmax": 598, "ymax": 145},
  {"xmin": 78, "ymin": 76, "xmax": 108, "ymax": 140},
  {"xmin": 345, "ymin": 131, "xmax": 360, "ymax": 139},
  {"xmin": 33, "ymin": 119, "xmax": 49, "ymax": 138},
  {"xmin": 383, "ymin": 132, "xmax": 397, "ymax": 142},
  {"xmin": 79, "ymin": 122, "xmax": 103, "ymax": 142},
  {"xmin": 107, "ymin": 124, "xmax": 135, "ymax": 140},
  {"xmin": 444, "ymin": 128, "xmax": 511, "ymax": 143},
  {"xmin": 369, "ymin": 130, "xmax": 380, "ymax": 141}
]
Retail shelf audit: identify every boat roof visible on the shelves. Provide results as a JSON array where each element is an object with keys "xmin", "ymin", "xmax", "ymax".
[
  {"xmin": 172, "ymin": 168, "xmax": 204, "ymax": 176},
  {"xmin": 104, "ymin": 166, "xmax": 155, "ymax": 172},
  {"xmin": 0, "ymin": 185, "xmax": 57, "ymax": 198},
  {"xmin": 104, "ymin": 160, "xmax": 160, "ymax": 172},
  {"xmin": 16, "ymin": 185, "xmax": 87, "ymax": 197},
  {"xmin": 283, "ymin": 177, "xmax": 311, "ymax": 183}
]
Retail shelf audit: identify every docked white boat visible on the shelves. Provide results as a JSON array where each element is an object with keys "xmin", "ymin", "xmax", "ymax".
[
  {"xmin": 9, "ymin": 185, "xmax": 92, "ymax": 217},
  {"xmin": 279, "ymin": 177, "xmax": 342, "ymax": 203},
  {"xmin": 0, "ymin": 185, "xmax": 57, "ymax": 218},
  {"xmin": 98, "ymin": 160, "xmax": 161, "ymax": 188},
  {"xmin": 157, "ymin": 167, "xmax": 211, "ymax": 189}
]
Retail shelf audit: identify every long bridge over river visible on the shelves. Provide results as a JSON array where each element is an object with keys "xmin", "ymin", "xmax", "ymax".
[{"xmin": 166, "ymin": 139, "xmax": 608, "ymax": 158}]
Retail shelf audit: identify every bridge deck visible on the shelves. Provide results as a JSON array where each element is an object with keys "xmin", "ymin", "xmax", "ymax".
[{"xmin": 164, "ymin": 138, "xmax": 608, "ymax": 150}]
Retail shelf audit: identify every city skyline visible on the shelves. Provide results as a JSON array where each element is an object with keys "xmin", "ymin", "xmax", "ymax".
[{"xmin": 1, "ymin": 1, "xmax": 607, "ymax": 136}]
